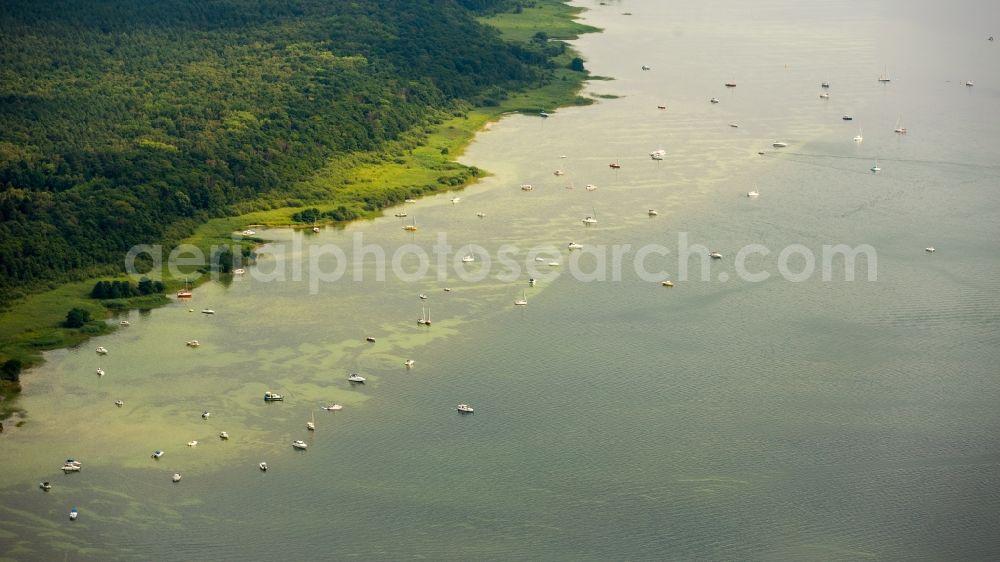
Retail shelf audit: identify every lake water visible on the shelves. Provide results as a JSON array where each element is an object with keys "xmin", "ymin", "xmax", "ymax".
[{"xmin": 2, "ymin": 1, "xmax": 999, "ymax": 560}]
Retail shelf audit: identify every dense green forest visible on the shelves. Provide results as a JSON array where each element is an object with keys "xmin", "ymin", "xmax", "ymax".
[{"xmin": 0, "ymin": 0, "xmax": 569, "ymax": 306}]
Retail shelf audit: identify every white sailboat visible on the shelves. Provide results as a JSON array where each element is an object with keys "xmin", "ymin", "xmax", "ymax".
[
  {"xmin": 306, "ymin": 411, "xmax": 315, "ymax": 431},
  {"xmin": 747, "ymin": 185, "xmax": 759, "ymax": 198},
  {"xmin": 870, "ymin": 160, "xmax": 881, "ymax": 173},
  {"xmin": 853, "ymin": 129, "xmax": 864, "ymax": 143},
  {"xmin": 894, "ymin": 116, "xmax": 907, "ymax": 134},
  {"xmin": 878, "ymin": 66, "xmax": 891, "ymax": 82},
  {"xmin": 403, "ymin": 217, "xmax": 417, "ymax": 231},
  {"xmin": 514, "ymin": 291, "xmax": 527, "ymax": 306},
  {"xmin": 582, "ymin": 208, "xmax": 598, "ymax": 225},
  {"xmin": 418, "ymin": 306, "xmax": 431, "ymax": 326}
]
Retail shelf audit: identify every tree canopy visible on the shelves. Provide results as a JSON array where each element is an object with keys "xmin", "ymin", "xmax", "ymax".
[{"xmin": 0, "ymin": 0, "xmax": 559, "ymax": 305}]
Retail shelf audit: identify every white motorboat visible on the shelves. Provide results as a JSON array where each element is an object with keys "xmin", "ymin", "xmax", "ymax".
[
  {"xmin": 457, "ymin": 404, "xmax": 475, "ymax": 413},
  {"xmin": 114, "ymin": 400, "xmax": 124, "ymax": 407},
  {"xmin": 201, "ymin": 309, "xmax": 215, "ymax": 315},
  {"xmin": 322, "ymin": 404, "xmax": 343, "ymax": 411},
  {"xmin": 709, "ymin": 252, "xmax": 723, "ymax": 260},
  {"xmin": 201, "ymin": 411, "xmax": 210, "ymax": 419},
  {"xmin": 259, "ymin": 462, "xmax": 268, "ymax": 471},
  {"xmin": 70, "ymin": 507, "xmax": 78, "ymax": 520},
  {"xmin": 404, "ymin": 359, "xmax": 415, "ymax": 368},
  {"xmin": 65, "ymin": 459, "xmax": 82, "ymax": 467},
  {"xmin": 710, "ymin": 97, "xmax": 720, "ymax": 104},
  {"xmin": 186, "ymin": 340, "xmax": 200, "ymax": 347},
  {"xmin": 264, "ymin": 391, "xmax": 284, "ymax": 401},
  {"xmin": 394, "ymin": 212, "xmax": 407, "ymax": 218},
  {"xmin": 366, "ymin": 336, "xmax": 376, "ymax": 342},
  {"xmin": 40, "ymin": 481, "xmax": 52, "ymax": 491},
  {"xmin": 925, "ymin": 247, "xmax": 936, "ymax": 253},
  {"xmin": 609, "ymin": 161, "xmax": 621, "ymax": 169},
  {"xmin": 965, "ymin": 80, "xmax": 974, "ymax": 87},
  {"xmin": 292, "ymin": 440, "xmax": 308, "ymax": 450},
  {"xmin": 418, "ymin": 293, "xmax": 428, "ymax": 300},
  {"xmin": 819, "ymin": 92, "xmax": 830, "ymax": 99},
  {"xmin": 405, "ymin": 198, "xmax": 417, "ymax": 203},
  {"xmin": 568, "ymin": 242, "xmax": 583, "ymax": 250},
  {"xmin": 554, "ymin": 169, "xmax": 565, "ymax": 176},
  {"xmin": 119, "ymin": 320, "xmax": 130, "ymax": 326},
  {"xmin": 772, "ymin": 142, "xmax": 788, "ymax": 148},
  {"xmin": 96, "ymin": 368, "xmax": 105, "ymax": 376},
  {"xmin": 233, "ymin": 268, "xmax": 245, "ymax": 275},
  {"xmin": 347, "ymin": 373, "xmax": 366, "ymax": 383},
  {"xmin": 450, "ymin": 197, "xmax": 461, "ymax": 204},
  {"xmin": 729, "ymin": 122, "xmax": 739, "ymax": 128},
  {"xmin": 151, "ymin": 450, "xmax": 164, "ymax": 459},
  {"xmin": 661, "ymin": 280, "xmax": 674, "ymax": 287},
  {"xmin": 520, "ymin": 184, "xmax": 533, "ymax": 191},
  {"xmin": 172, "ymin": 473, "xmax": 182, "ymax": 483},
  {"xmin": 476, "ymin": 212, "xmax": 486, "ymax": 218},
  {"xmin": 585, "ymin": 184, "xmax": 597, "ymax": 191},
  {"xmin": 648, "ymin": 209, "xmax": 658, "ymax": 216},
  {"xmin": 187, "ymin": 440, "xmax": 198, "ymax": 447},
  {"xmin": 62, "ymin": 464, "xmax": 81, "ymax": 473},
  {"xmin": 649, "ymin": 149, "xmax": 666, "ymax": 160},
  {"xmin": 641, "ymin": 65, "xmax": 651, "ymax": 71},
  {"xmin": 312, "ymin": 226, "xmax": 320, "ymax": 233},
  {"xmin": 219, "ymin": 431, "xmax": 229, "ymax": 440},
  {"xmin": 725, "ymin": 81, "xmax": 736, "ymax": 87},
  {"xmin": 96, "ymin": 346, "xmax": 108, "ymax": 355},
  {"xmin": 461, "ymin": 255, "xmax": 475, "ymax": 263},
  {"xmin": 241, "ymin": 229, "xmax": 256, "ymax": 236}
]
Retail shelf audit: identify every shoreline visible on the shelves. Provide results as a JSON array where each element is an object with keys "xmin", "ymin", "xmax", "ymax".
[{"xmin": 0, "ymin": 0, "xmax": 601, "ymax": 422}]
